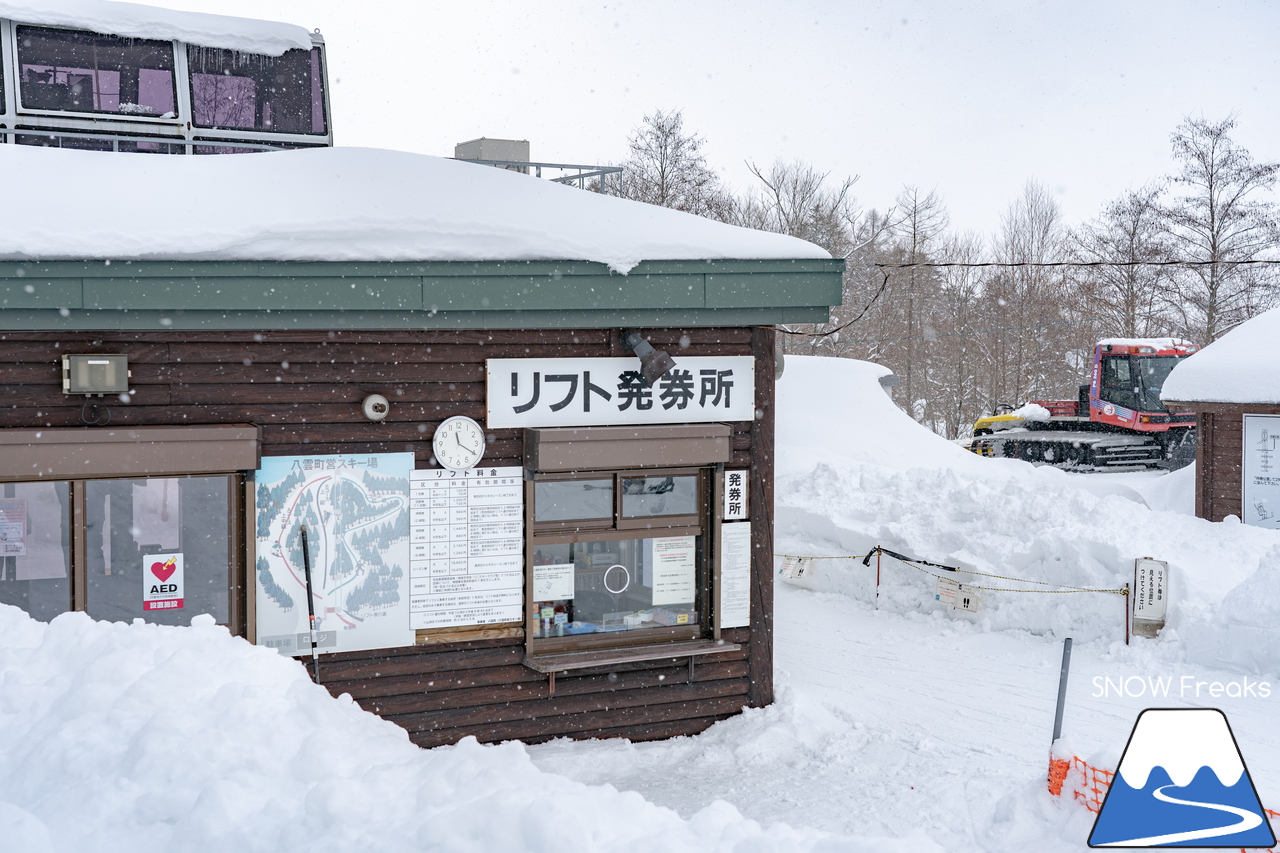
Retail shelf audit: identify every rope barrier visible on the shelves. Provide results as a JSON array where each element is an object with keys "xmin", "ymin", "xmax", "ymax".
[{"xmin": 776, "ymin": 546, "xmax": 1128, "ymax": 596}]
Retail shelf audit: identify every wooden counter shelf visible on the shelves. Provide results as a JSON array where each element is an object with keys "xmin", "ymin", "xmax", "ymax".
[{"xmin": 525, "ymin": 639, "xmax": 742, "ymax": 696}]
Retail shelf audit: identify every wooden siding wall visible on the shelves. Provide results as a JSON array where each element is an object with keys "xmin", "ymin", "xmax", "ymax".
[
  {"xmin": 1196, "ymin": 410, "xmax": 1246, "ymax": 522},
  {"xmin": 0, "ymin": 326, "xmax": 772, "ymax": 745}
]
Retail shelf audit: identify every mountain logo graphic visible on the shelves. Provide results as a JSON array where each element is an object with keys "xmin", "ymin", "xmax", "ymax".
[{"xmin": 1089, "ymin": 708, "xmax": 1276, "ymax": 848}]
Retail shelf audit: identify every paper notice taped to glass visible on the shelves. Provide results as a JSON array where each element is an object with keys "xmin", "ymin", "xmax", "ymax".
[
  {"xmin": 649, "ymin": 535, "xmax": 696, "ymax": 605},
  {"xmin": 534, "ymin": 563, "xmax": 575, "ymax": 600}
]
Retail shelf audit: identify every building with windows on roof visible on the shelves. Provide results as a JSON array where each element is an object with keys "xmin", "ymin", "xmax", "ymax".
[{"xmin": 0, "ymin": 1, "xmax": 844, "ymax": 746}]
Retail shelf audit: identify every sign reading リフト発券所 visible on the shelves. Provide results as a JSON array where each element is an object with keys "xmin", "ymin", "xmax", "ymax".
[{"xmin": 486, "ymin": 357, "xmax": 755, "ymax": 428}]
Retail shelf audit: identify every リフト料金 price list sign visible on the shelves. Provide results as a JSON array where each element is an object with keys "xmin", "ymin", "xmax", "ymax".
[{"xmin": 409, "ymin": 467, "xmax": 524, "ymax": 629}]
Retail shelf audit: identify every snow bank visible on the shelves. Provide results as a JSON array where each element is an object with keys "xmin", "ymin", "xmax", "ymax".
[
  {"xmin": 0, "ymin": 604, "xmax": 911, "ymax": 852},
  {"xmin": 1162, "ymin": 306, "xmax": 1280, "ymax": 404},
  {"xmin": 775, "ymin": 356, "xmax": 1280, "ymax": 654},
  {"xmin": 0, "ymin": 146, "xmax": 829, "ymax": 274},
  {"xmin": 0, "ymin": 0, "xmax": 314, "ymax": 54}
]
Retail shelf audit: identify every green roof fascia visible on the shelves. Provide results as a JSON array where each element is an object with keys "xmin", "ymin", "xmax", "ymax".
[{"xmin": 0, "ymin": 258, "xmax": 843, "ymax": 330}]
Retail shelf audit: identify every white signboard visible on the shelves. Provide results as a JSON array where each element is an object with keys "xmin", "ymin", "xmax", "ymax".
[
  {"xmin": 779, "ymin": 555, "xmax": 812, "ymax": 580},
  {"xmin": 935, "ymin": 577, "xmax": 982, "ymax": 613},
  {"xmin": 533, "ymin": 563, "xmax": 575, "ymax": 601},
  {"xmin": 649, "ymin": 535, "xmax": 697, "ymax": 605},
  {"xmin": 0, "ymin": 498, "xmax": 26, "ymax": 556},
  {"xmin": 486, "ymin": 357, "xmax": 755, "ymax": 428},
  {"xmin": 255, "ymin": 453, "xmax": 415, "ymax": 656},
  {"xmin": 723, "ymin": 470, "xmax": 749, "ymax": 520},
  {"xmin": 143, "ymin": 552, "xmax": 183, "ymax": 612},
  {"xmin": 1243, "ymin": 414, "xmax": 1280, "ymax": 529},
  {"xmin": 719, "ymin": 521, "xmax": 752, "ymax": 629},
  {"xmin": 1133, "ymin": 558, "xmax": 1169, "ymax": 622},
  {"xmin": 410, "ymin": 467, "xmax": 524, "ymax": 629}
]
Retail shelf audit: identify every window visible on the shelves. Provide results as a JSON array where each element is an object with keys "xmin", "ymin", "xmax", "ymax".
[
  {"xmin": 15, "ymin": 133, "xmax": 184, "ymax": 154},
  {"xmin": 0, "ymin": 475, "xmax": 240, "ymax": 629},
  {"xmin": 84, "ymin": 476, "xmax": 232, "ymax": 626},
  {"xmin": 187, "ymin": 46, "xmax": 327, "ymax": 135},
  {"xmin": 0, "ymin": 482, "xmax": 71, "ymax": 622},
  {"xmin": 1133, "ymin": 356, "xmax": 1180, "ymax": 413},
  {"xmin": 527, "ymin": 468, "xmax": 706, "ymax": 652},
  {"xmin": 1100, "ymin": 356, "xmax": 1140, "ymax": 411},
  {"xmin": 16, "ymin": 26, "xmax": 176, "ymax": 118}
]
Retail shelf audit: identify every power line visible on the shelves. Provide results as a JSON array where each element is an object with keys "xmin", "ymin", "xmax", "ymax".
[
  {"xmin": 774, "ymin": 258, "xmax": 1280, "ymax": 340},
  {"xmin": 870, "ymin": 259, "xmax": 1280, "ymax": 269}
]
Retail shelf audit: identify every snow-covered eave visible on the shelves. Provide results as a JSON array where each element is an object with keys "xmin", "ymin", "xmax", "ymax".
[{"xmin": 0, "ymin": 0, "xmax": 315, "ymax": 54}]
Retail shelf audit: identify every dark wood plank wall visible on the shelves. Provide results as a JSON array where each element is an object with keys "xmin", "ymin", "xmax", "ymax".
[
  {"xmin": 1182, "ymin": 405, "xmax": 1280, "ymax": 522},
  {"xmin": 1203, "ymin": 411, "xmax": 1242, "ymax": 522},
  {"xmin": 0, "ymin": 326, "xmax": 772, "ymax": 744}
]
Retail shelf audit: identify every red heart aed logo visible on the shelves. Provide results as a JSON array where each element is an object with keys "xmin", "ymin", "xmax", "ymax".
[{"xmin": 151, "ymin": 561, "xmax": 176, "ymax": 582}]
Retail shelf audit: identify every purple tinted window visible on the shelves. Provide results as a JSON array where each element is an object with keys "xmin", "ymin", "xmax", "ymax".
[
  {"xmin": 188, "ymin": 46, "xmax": 327, "ymax": 136},
  {"xmin": 16, "ymin": 26, "xmax": 175, "ymax": 117}
]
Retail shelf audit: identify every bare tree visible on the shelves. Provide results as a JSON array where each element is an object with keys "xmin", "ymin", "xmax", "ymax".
[
  {"xmin": 980, "ymin": 180, "xmax": 1080, "ymax": 407},
  {"xmin": 602, "ymin": 109, "xmax": 732, "ymax": 218},
  {"xmin": 1073, "ymin": 184, "xmax": 1172, "ymax": 337},
  {"xmin": 1161, "ymin": 115, "xmax": 1280, "ymax": 342},
  {"xmin": 737, "ymin": 159, "xmax": 860, "ymax": 254},
  {"xmin": 883, "ymin": 187, "xmax": 949, "ymax": 420}
]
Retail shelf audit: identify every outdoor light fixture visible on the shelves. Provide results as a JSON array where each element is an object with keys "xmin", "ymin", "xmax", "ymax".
[{"xmin": 621, "ymin": 329, "xmax": 677, "ymax": 387}]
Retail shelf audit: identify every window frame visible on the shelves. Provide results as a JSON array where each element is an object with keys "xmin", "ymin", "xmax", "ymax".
[
  {"xmin": 185, "ymin": 44, "xmax": 329, "ymax": 137},
  {"xmin": 12, "ymin": 24, "xmax": 182, "ymax": 125},
  {"xmin": 0, "ymin": 472, "xmax": 245, "ymax": 633},
  {"xmin": 525, "ymin": 466, "xmax": 709, "ymax": 655}
]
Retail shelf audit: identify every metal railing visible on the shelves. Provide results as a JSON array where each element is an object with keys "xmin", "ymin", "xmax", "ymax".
[{"xmin": 453, "ymin": 158, "xmax": 622, "ymax": 190}]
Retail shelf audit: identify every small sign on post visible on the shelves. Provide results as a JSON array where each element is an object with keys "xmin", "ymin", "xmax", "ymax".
[
  {"xmin": 1132, "ymin": 557, "xmax": 1168, "ymax": 638},
  {"xmin": 935, "ymin": 577, "xmax": 981, "ymax": 613}
]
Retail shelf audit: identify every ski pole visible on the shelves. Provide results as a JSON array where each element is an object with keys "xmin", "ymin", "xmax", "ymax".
[{"xmin": 300, "ymin": 524, "xmax": 321, "ymax": 682}]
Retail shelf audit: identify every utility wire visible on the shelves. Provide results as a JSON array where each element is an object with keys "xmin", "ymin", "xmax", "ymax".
[{"xmin": 773, "ymin": 258, "xmax": 1280, "ymax": 340}]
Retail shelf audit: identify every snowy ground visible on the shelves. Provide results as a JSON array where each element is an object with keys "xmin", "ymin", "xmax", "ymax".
[{"xmin": 3, "ymin": 354, "xmax": 1278, "ymax": 851}]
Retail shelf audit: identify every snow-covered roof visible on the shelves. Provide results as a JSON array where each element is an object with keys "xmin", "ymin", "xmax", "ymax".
[
  {"xmin": 0, "ymin": 0, "xmax": 313, "ymax": 55},
  {"xmin": 1162, "ymin": 308, "xmax": 1280, "ymax": 404},
  {"xmin": 0, "ymin": 145, "xmax": 830, "ymax": 274},
  {"xmin": 1098, "ymin": 338, "xmax": 1196, "ymax": 351}
]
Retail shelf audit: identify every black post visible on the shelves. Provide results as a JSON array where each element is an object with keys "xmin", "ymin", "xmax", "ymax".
[
  {"xmin": 300, "ymin": 524, "xmax": 321, "ymax": 682},
  {"xmin": 1052, "ymin": 637, "xmax": 1072, "ymax": 743}
]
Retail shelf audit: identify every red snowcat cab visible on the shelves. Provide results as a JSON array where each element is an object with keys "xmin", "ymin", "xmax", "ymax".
[{"xmin": 969, "ymin": 339, "xmax": 1199, "ymax": 471}]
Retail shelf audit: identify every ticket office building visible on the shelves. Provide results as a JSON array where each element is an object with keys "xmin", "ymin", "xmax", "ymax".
[{"xmin": 0, "ymin": 258, "xmax": 842, "ymax": 745}]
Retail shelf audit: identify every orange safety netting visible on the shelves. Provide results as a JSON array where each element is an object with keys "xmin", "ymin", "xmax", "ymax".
[{"xmin": 1049, "ymin": 755, "xmax": 1280, "ymax": 852}]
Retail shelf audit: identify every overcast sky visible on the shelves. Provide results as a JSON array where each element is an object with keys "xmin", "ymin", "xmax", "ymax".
[{"xmin": 176, "ymin": 0, "xmax": 1280, "ymax": 238}]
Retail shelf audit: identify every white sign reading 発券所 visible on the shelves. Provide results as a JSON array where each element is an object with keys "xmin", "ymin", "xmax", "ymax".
[{"xmin": 486, "ymin": 357, "xmax": 755, "ymax": 428}]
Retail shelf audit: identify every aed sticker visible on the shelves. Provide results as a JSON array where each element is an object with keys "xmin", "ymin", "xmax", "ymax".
[{"xmin": 143, "ymin": 552, "xmax": 184, "ymax": 612}]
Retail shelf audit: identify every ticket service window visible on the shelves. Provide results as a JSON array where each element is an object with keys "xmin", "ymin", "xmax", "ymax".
[
  {"xmin": 521, "ymin": 425, "xmax": 748, "ymax": 674},
  {"xmin": 0, "ymin": 426, "xmax": 258, "ymax": 631}
]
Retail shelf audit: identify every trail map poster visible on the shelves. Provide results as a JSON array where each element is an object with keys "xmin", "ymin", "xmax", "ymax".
[
  {"xmin": 254, "ymin": 453, "xmax": 414, "ymax": 656},
  {"xmin": 1243, "ymin": 414, "xmax": 1280, "ymax": 530}
]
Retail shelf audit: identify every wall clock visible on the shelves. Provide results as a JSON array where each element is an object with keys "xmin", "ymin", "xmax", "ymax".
[{"xmin": 432, "ymin": 416, "xmax": 485, "ymax": 470}]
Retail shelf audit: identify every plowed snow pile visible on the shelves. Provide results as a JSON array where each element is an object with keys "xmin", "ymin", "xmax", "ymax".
[
  {"xmin": 0, "ymin": 604, "xmax": 920, "ymax": 852},
  {"xmin": 775, "ymin": 356, "xmax": 1280, "ymax": 665}
]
